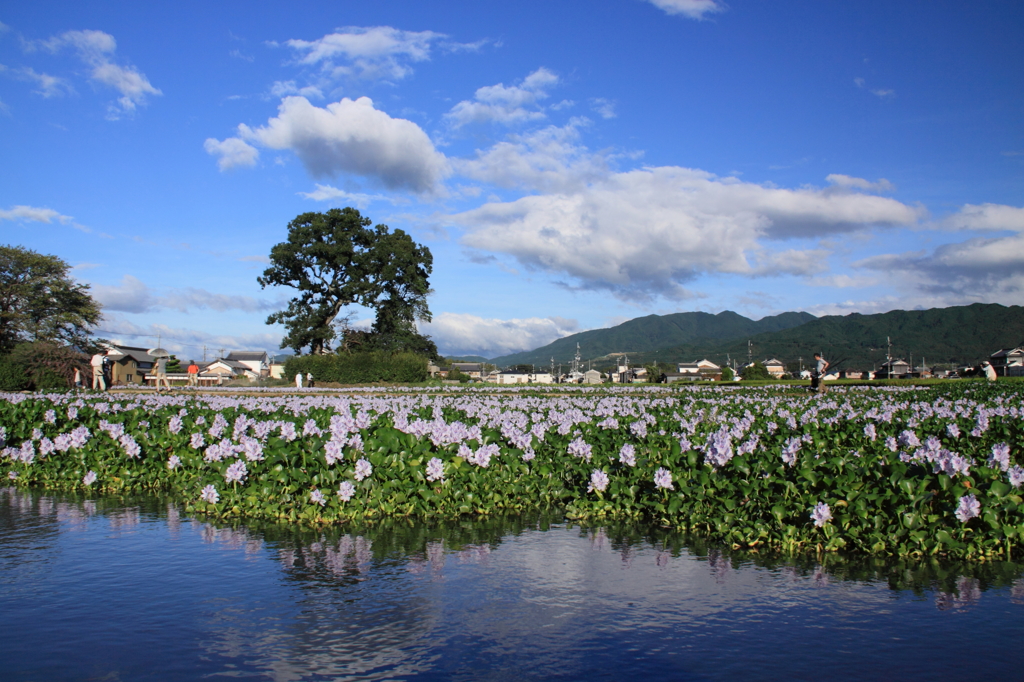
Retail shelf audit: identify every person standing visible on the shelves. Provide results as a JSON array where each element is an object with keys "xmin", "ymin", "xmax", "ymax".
[
  {"xmin": 187, "ymin": 360, "xmax": 200, "ymax": 388},
  {"xmin": 90, "ymin": 352, "xmax": 106, "ymax": 391},
  {"xmin": 306, "ymin": 372, "xmax": 315, "ymax": 388},
  {"xmin": 154, "ymin": 356, "xmax": 171, "ymax": 391},
  {"xmin": 811, "ymin": 352, "xmax": 830, "ymax": 394},
  {"xmin": 295, "ymin": 371, "xmax": 303, "ymax": 389},
  {"xmin": 982, "ymin": 361, "xmax": 997, "ymax": 382}
]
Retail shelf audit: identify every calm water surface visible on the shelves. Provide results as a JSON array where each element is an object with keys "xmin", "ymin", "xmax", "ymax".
[{"xmin": 2, "ymin": 487, "xmax": 1023, "ymax": 681}]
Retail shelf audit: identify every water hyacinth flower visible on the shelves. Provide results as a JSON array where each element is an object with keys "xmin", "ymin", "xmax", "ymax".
[
  {"xmin": 200, "ymin": 484, "xmax": 220, "ymax": 504},
  {"xmin": 309, "ymin": 489, "xmax": 326, "ymax": 506},
  {"xmin": 521, "ymin": 447, "xmax": 536, "ymax": 462},
  {"xmin": 946, "ymin": 423, "xmax": 960, "ymax": 439},
  {"xmin": 863, "ymin": 423, "xmax": 876, "ymax": 441},
  {"xmin": 167, "ymin": 455, "xmax": 181, "ymax": 470},
  {"xmin": 619, "ymin": 443, "xmax": 636, "ymax": 467},
  {"xmin": 811, "ymin": 502, "xmax": 832, "ymax": 528},
  {"xmin": 653, "ymin": 467, "xmax": 674, "ymax": 490},
  {"xmin": 1008, "ymin": 465, "xmax": 1024, "ymax": 488},
  {"xmin": 588, "ymin": 469, "xmax": 610, "ymax": 493},
  {"xmin": 955, "ymin": 494, "xmax": 981, "ymax": 523},
  {"xmin": 567, "ymin": 437, "xmax": 593, "ymax": 462},
  {"xmin": 989, "ymin": 443, "xmax": 1011, "ymax": 472},
  {"xmin": 426, "ymin": 457, "xmax": 444, "ymax": 482},
  {"xmin": 168, "ymin": 415, "xmax": 183, "ymax": 434},
  {"xmin": 83, "ymin": 471, "xmax": 97, "ymax": 486},
  {"xmin": 119, "ymin": 435, "xmax": 141, "ymax": 458},
  {"xmin": 225, "ymin": 459, "xmax": 247, "ymax": 484},
  {"xmin": 190, "ymin": 432, "xmax": 205, "ymax": 449},
  {"xmin": 885, "ymin": 436, "xmax": 898, "ymax": 453},
  {"xmin": 8, "ymin": 470, "xmax": 17, "ymax": 480},
  {"xmin": 45, "ymin": 410, "xmax": 56, "ymax": 424},
  {"xmin": 781, "ymin": 437, "xmax": 802, "ymax": 467},
  {"xmin": 354, "ymin": 458, "xmax": 373, "ymax": 481},
  {"xmin": 337, "ymin": 480, "xmax": 356, "ymax": 502}
]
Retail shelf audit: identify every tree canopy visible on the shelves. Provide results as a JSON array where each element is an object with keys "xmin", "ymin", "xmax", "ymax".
[
  {"xmin": 0, "ymin": 245, "xmax": 102, "ymax": 354},
  {"xmin": 258, "ymin": 208, "xmax": 436, "ymax": 356}
]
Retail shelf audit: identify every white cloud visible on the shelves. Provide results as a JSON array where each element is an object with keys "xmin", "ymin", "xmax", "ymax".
[
  {"xmin": 204, "ymin": 137, "xmax": 260, "ymax": 171},
  {"xmin": 420, "ymin": 312, "xmax": 580, "ymax": 358},
  {"xmin": 871, "ymin": 88, "xmax": 896, "ymax": 99},
  {"xmin": 98, "ymin": 313, "xmax": 282, "ymax": 357},
  {"xmin": 298, "ymin": 183, "xmax": 391, "ymax": 208},
  {"xmin": 454, "ymin": 120, "xmax": 611, "ymax": 193},
  {"xmin": 645, "ymin": 0, "xmax": 726, "ymax": 20},
  {"xmin": 589, "ymin": 97, "xmax": 617, "ymax": 119},
  {"xmin": 0, "ymin": 205, "xmax": 73, "ymax": 223},
  {"xmin": 269, "ymin": 80, "xmax": 323, "ymax": 99},
  {"xmin": 825, "ymin": 174, "xmax": 894, "ymax": 193},
  {"xmin": 231, "ymin": 95, "xmax": 449, "ymax": 192},
  {"xmin": 939, "ymin": 203, "xmax": 1024, "ymax": 232},
  {"xmin": 445, "ymin": 68, "xmax": 559, "ymax": 128},
  {"xmin": 453, "ymin": 168, "xmax": 921, "ymax": 300},
  {"xmin": 40, "ymin": 29, "xmax": 161, "ymax": 118},
  {"xmin": 284, "ymin": 26, "xmax": 446, "ymax": 81},
  {"xmin": 17, "ymin": 67, "xmax": 72, "ymax": 97},
  {"xmin": 90, "ymin": 275, "xmax": 280, "ymax": 314}
]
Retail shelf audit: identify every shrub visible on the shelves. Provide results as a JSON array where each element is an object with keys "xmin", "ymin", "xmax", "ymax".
[
  {"xmin": 284, "ymin": 351, "xmax": 428, "ymax": 384},
  {"xmin": 0, "ymin": 355, "xmax": 28, "ymax": 391}
]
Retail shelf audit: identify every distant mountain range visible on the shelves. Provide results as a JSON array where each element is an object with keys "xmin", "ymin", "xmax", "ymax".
[{"xmin": 486, "ymin": 303, "xmax": 1024, "ymax": 371}]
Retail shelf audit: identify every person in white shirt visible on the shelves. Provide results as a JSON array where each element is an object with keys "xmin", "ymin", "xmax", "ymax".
[
  {"xmin": 90, "ymin": 353, "xmax": 106, "ymax": 391},
  {"xmin": 295, "ymin": 372, "xmax": 303, "ymax": 388},
  {"xmin": 982, "ymin": 361, "xmax": 997, "ymax": 382}
]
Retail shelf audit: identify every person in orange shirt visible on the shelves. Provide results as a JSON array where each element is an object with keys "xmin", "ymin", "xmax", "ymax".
[{"xmin": 187, "ymin": 360, "xmax": 200, "ymax": 388}]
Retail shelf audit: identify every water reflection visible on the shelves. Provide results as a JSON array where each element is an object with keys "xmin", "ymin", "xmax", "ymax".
[{"xmin": 3, "ymin": 486, "xmax": 1024, "ymax": 681}]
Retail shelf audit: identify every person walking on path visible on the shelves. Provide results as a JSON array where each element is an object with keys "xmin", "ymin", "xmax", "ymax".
[
  {"xmin": 153, "ymin": 356, "xmax": 171, "ymax": 391},
  {"xmin": 295, "ymin": 371, "xmax": 303, "ymax": 389},
  {"xmin": 73, "ymin": 367, "xmax": 83, "ymax": 390},
  {"xmin": 983, "ymin": 361, "xmax": 998, "ymax": 382},
  {"xmin": 187, "ymin": 360, "xmax": 200, "ymax": 388},
  {"xmin": 90, "ymin": 352, "xmax": 106, "ymax": 391},
  {"xmin": 811, "ymin": 352, "xmax": 830, "ymax": 394},
  {"xmin": 306, "ymin": 372, "xmax": 315, "ymax": 388}
]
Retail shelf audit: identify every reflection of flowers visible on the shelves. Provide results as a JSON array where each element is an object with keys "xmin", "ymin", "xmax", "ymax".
[
  {"xmin": 955, "ymin": 494, "xmax": 980, "ymax": 523},
  {"xmin": 200, "ymin": 484, "xmax": 219, "ymax": 504},
  {"xmin": 811, "ymin": 502, "xmax": 832, "ymax": 527},
  {"xmin": 935, "ymin": 577, "xmax": 982, "ymax": 611}
]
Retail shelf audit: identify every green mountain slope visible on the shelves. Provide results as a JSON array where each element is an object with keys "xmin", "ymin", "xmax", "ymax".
[
  {"xmin": 489, "ymin": 310, "xmax": 816, "ymax": 367},
  {"xmin": 632, "ymin": 303, "xmax": 1024, "ymax": 371}
]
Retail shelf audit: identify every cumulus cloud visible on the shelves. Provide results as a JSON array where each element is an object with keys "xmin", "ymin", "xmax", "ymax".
[
  {"xmin": 269, "ymin": 80, "xmax": 324, "ymax": 99},
  {"xmin": 454, "ymin": 120, "xmax": 611, "ymax": 193},
  {"xmin": 420, "ymin": 312, "xmax": 580, "ymax": 358},
  {"xmin": 39, "ymin": 29, "xmax": 161, "ymax": 118},
  {"xmin": 452, "ymin": 168, "xmax": 921, "ymax": 301},
  {"xmin": 589, "ymin": 97, "xmax": 617, "ymax": 119},
  {"xmin": 645, "ymin": 0, "xmax": 726, "ymax": 20},
  {"xmin": 0, "ymin": 205, "xmax": 73, "ymax": 223},
  {"xmin": 204, "ymin": 137, "xmax": 260, "ymax": 171},
  {"xmin": 283, "ymin": 26, "xmax": 447, "ymax": 82},
  {"xmin": 445, "ymin": 68, "xmax": 559, "ymax": 128},
  {"xmin": 220, "ymin": 95, "xmax": 449, "ymax": 192},
  {"xmin": 939, "ymin": 203, "xmax": 1024, "ymax": 232},
  {"xmin": 89, "ymin": 275, "xmax": 280, "ymax": 314},
  {"xmin": 16, "ymin": 67, "xmax": 72, "ymax": 98}
]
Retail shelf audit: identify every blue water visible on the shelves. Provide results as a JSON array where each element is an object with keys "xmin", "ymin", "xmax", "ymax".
[{"xmin": 2, "ymin": 487, "xmax": 1022, "ymax": 681}]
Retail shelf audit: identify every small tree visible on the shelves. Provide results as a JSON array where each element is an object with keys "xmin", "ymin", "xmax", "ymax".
[
  {"xmin": 721, "ymin": 366, "xmax": 735, "ymax": 381},
  {"xmin": 740, "ymin": 361, "xmax": 771, "ymax": 380}
]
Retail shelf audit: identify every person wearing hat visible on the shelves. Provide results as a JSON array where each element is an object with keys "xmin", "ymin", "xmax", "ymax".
[{"xmin": 982, "ymin": 361, "xmax": 997, "ymax": 382}]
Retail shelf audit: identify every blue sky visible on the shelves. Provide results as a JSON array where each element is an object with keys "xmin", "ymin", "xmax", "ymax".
[{"xmin": 2, "ymin": 0, "xmax": 1022, "ymax": 359}]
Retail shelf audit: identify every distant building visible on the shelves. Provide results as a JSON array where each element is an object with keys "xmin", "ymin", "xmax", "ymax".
[
  {"xmin": 451, "ymin": 362, "xmax": 484, "ymax": 379},
  {"xmin": 990, "ymin": 347, "xmax": 1024, "ymax": 376},
  {"xmin": 879, "ymin": 359, "xmax": 911, "ymax": 378},
  {"xmin": 495, "ymin": 370, "xmax": 554, "ymax": 385},
  {"xmin": 103, "ymin": 345, "xmax": 156, "ymax": 385},
  {"xmin": 226, "ymin": 351, "xmax": 270, "ymax": 378},
  {"xmin": 763, "ymin": 359, "xmax": 785, "ymax": 378},
  {"xmin": 583, "ymin": 369, "xmax": 603, "ymax": 384}
]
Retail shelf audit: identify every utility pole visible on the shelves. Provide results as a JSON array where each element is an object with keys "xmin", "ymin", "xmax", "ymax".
[
  {"xmin": 747, "ymin": 340, "xmax": 752, "ymax": 366},
  {"xmin": 203, "ymin": 345, "xmax": 207, "ymax": 362}
]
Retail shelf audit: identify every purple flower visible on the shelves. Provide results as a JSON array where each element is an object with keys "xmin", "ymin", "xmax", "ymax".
[
  {"xmin": 8, "ymin": 470, "xmax": 17, "ymax": 480},
  {"xmin": 955, "ymin": 494, "xmax": 980, "ymax": 523},
  {"xmin": 885, "ymin": 436, "xmax": 898, "ymax": 453},
  {"xmin": 568, "ymin": 437, "xmax": 593, "ymax": 462},
  {"xmin": 309, "ymin": 489, "xmax": 326, "ymax": 506},
  {"xmin": 521, "ymin": 447, "xmax": 536, "ymax": 462},
  {"xmin": 1008, "ymin": 465, "xmax": 1024, "ymax": 488},
  {"xmin": 898, "ymin": 430, "xmax": 920, "ymax": 449},
  {"xmin": 225, "ymin": 459, "xmax": 247, "ymax": 484},
  {"xmin": 337, "ymin": 480, "xmax": 356, "ymax": 502},
  {"xmin": 168, "ymin": 415, "xmax": 183, "ymax": 434},
  {"xmin": 588, "ymin": 469, "xmax": 610, "ymax": 493},
  {"xmin": 324, "ymin": 438, "xmax": 344, "ymax": 465},
  {"xmin": 653, "ymin": 467, "xmax": 674, "ymax": 490},
  {"xmin": 200, "ymin": 484, "xmax": 220, "ymax": 504},
  {"xmin": 119, "ymin": 435, "xmax": 141, "ymax": 458},
  {"xmin": 45, "ymin": 410, "xmax": 56, "ymax": 424},
  {"xmin": 279, "ymin": 422, "xmax": 298, "ymax": 442},
  {"xmin": 946, "ymin": 423, "xmax": 960, "ymax": 439},
  {"xmin": 303, "ymin": 419, "xmax": 323, "ymax": 437},
  {"xmin": 863, "ymin": 423, "xmax": 876, "ymax": 441},
  {"xmin": 703, "ymin": 427, "xmax": 734, "ymax": 469},
  {"xmin": 167, "ymin": 455, "xmax": 181, "ymax": 470},
  {"xmin": 190, "ymin": 432, "xmax": 205, "ymax": 449},
  {"xmin": 811, "ymin": 502, "xmax": 832, "ymax": 528},
  {"xmin": 471, "ymin": 443, "xmax": 499, "ymax": 468},
  {"xmin": 619, "ymin": 443, "xmax": 636, "ymax": 467},
  {"xmin": 989, "ymin": 443, "xmax": 1011, "ymax": 472},
  {"xmin": 354, "ymin": 458, "xmax": 372, "ymax": 481},
  {"xmin": 426, "ymin": 457, "xmax": 444, "ymax": 482},
  {"xmin": 781, "ymin": 437, "xmax": 801, "ymax": 467},
  {"xmin": 83, "ymin": 471, "xmax": 97, "ymax": 486}
]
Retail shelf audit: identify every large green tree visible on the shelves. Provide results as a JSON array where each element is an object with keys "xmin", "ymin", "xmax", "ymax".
[
  {"xmin": 0, "ymin": 245, "xmax": 102, "ymax": 353},
  {"xmin": 258, "ymin": 208, "xmax": 435, "ymax": 356}
]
